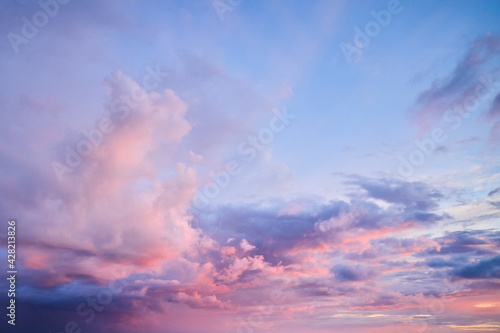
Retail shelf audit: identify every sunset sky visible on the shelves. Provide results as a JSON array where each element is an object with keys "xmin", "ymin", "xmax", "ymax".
[{"xmin": 1, "ymin": 0, "xmax": 500, "ymax": 332}]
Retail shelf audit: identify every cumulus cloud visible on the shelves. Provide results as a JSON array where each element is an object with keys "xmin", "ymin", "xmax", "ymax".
[
  {"xmin": 240, "ymin": 239, "xmax": 256, "ymax": 252},
  {"xmin": 0, "ymin": 71, "xmax": 204, "ymax": 290}
]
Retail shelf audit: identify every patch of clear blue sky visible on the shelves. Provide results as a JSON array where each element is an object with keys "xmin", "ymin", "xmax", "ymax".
[
  {"xmin": 82, "ymin": 0, "xmax": 500, "ymax": 182},
  {"xmin": 261, "ymin": 0, "xmax": 500, "ymax": 179}
]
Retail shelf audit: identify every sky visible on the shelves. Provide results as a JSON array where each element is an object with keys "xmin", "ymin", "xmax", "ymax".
[{"xmin": 0, "ymin": 0, "xmax": 500, "ymax": 332}]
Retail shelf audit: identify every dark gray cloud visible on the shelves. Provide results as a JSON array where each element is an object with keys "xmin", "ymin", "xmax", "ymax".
[
  {"xmin": 345, "ymin": 176, "xmax": 444, "ymax": 212},
  {"xmin": 423, "ymin": 230, "xmax": 500, "ymax": 256},
  {"xmin": 411, "ymin": 34, "xmax": 500, "ymax": 128},
  {"xmin": 488, "ymin": 187, "xmax": 500, "ymax": 196},
  {"xmin": 416, "ymin": 35, "xmax": 500, "ymax": 105},
  {"xmin": 344, "ymin": 176, "xmax": 450, "ymax": 226},
  {"xmin": 488, "ymin": 93, "xmax": 500, "ymax": 119},
  {"xmin": 331, "ymin": 264, "xmax": 372, "ymax": 282},
  {"xmin": 451, "ymin": 255, "xmax": 500, "ymax": 279}
]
